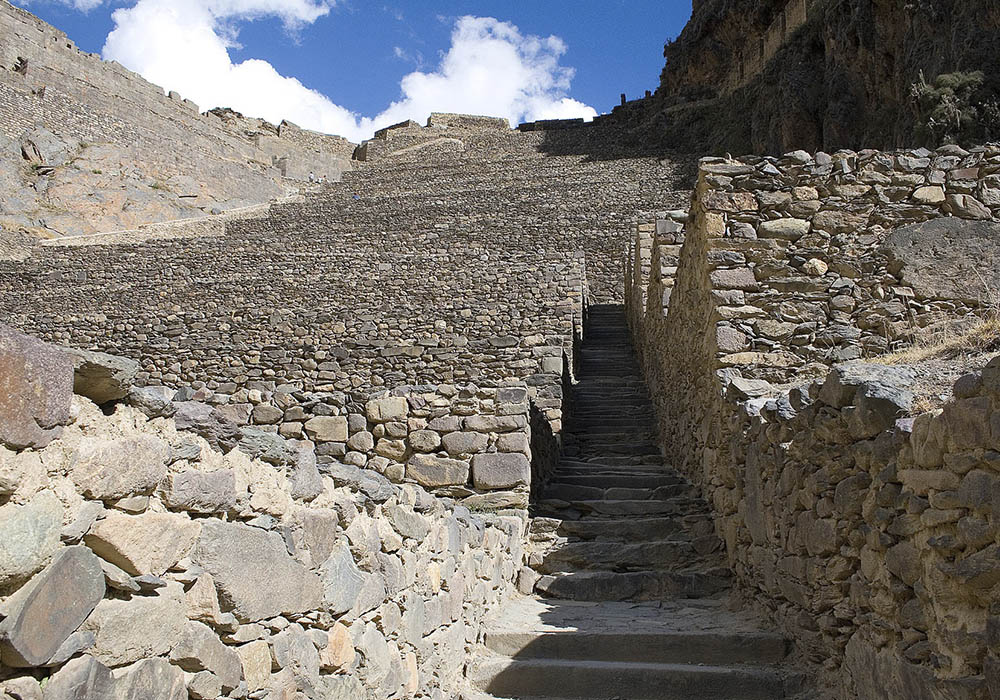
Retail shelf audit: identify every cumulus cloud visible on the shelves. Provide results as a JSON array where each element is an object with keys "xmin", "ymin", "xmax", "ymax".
[{"xmin": 99, "ymin": 1, "xmax": 595, "ymax": 143}]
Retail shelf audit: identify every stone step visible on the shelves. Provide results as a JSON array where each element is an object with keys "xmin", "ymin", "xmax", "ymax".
[
  {"xmin": 483, "ymin": 598, "xmax": 789, "ymax": 666},
  {"xmin": 545, "ymin": 474, "xmax": 680, "ymax": 489},
  {"xmin": 555, "ymin": 461, "xmax": 670, "ymax": 473},
  {"xmin": 535, "ymin": 498, "xmax": 707, "ymax": 518},
  {"xmin": 533, "ymin": 539, "xmax": 706, "ymax": 574},
  {"xmin": 470, "ymin": 656, "xmax": 789, "ymax": 700},
  {"xmin": 535, "ymin": 569, "xmax": 731, "ymax": 602},
  {"xmin": 542, "ymin": 482, "xmax": 692, "ymax": 502},
  {"xmin": 530, "ymin": 515, "xmax": 715, "ymax": 542},
  {"xmin": 559, "ymin": 454, "xmax": 665, "ymax": 467}
]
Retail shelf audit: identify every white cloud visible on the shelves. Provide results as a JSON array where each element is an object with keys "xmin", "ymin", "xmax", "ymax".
[{"xmin": 99, "ymin": 2, "xmax": 595, "ymax": 143}]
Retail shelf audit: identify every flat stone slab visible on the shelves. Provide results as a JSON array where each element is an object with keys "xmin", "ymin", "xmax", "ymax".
[{"xmin": 0, "ymin": 325, "xmax": 73, "ymax": 449}]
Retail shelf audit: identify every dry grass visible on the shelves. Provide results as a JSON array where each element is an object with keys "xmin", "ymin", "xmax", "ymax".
[{"xmin": 879, "ymin": 317, "xmax": 1000, "ymax": 365}]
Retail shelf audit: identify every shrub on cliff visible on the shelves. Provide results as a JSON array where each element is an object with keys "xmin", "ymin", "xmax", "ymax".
[{"xmin": 910, "ymin": 70, "xmax": 1000, "ymax": 146}]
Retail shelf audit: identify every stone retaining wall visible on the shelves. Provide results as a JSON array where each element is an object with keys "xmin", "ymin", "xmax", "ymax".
[
  {"xmin": 0, "ymin": 327, "xmax": 525, "ymax": 699},
  {"xmin": 627, "ymin": 145, "xmax": 1000, "ymax": 697},
  {"xmin": 0, "ymin": 0, "xmax": 353, "ymax": 191}
]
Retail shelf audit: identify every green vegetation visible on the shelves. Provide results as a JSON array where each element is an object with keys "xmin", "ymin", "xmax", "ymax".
[{"xmin": 910, "ymin": 70, "xmax": 1000, "ymax": 146}]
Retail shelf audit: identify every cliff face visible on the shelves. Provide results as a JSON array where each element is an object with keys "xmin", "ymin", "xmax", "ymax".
[{"xmin": 629, "ymin": 0, "xmax": 1000, "ymax": 154}]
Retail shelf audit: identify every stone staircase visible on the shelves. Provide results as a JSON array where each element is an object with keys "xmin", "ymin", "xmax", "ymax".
[{"xmin": 468, "ymin": 304, "xmax": 804, "ymax": 699}]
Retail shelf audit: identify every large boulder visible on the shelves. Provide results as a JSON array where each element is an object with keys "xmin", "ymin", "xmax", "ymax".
[
  {"xmin": 64, "ymin": 348, "xmax": 139, "ymax": 405},
  {"xmin": 0, "ymin": 546, "xmax": 105, "ymax": 667},
  {"xmin": 116, "ymin": 658, "xmax": 186, "ymax": 700},
  {"xmin": 0, "ymin": 325, "xmax": 73, "ymax": 450},
  {"xmin": 169, "ymin": 621, "xmax": 242, "ymax": 691},
  {"xmin": 881, "ymin": 218, "xmax": 1000, "ymax": 303},
  {"xmin": 192, "ymin": 521, "xmax": 322, "ymax": 622}
]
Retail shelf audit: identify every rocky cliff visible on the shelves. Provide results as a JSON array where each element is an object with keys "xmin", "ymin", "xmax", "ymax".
[{"xmin": 618, "ymin": 0, "xmax": 1000, "ymax": 154}]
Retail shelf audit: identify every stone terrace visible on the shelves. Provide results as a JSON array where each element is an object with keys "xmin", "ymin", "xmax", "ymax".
[{"xmin": 0, "ymin": 120, "xmax": 691, "ymax": 395}]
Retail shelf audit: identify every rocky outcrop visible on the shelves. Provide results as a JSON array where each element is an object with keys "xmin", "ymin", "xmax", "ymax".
[{"xmin": 616, "ymin": 0, "xmax": 1000, "ymax": 153}]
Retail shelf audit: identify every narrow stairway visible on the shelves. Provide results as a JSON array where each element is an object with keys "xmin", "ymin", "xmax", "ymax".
[{"xmin": 469, "ymin": 304, "xmax": 803, "ymax": 700}]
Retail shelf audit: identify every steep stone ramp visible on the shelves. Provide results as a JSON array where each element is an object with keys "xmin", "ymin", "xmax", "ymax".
[{"xmin": 468, "ymin": 304, "xmax": 805, "ymax": 699}]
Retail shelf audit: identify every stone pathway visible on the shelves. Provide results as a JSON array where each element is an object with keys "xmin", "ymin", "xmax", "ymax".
[{"xmin": 468, "ymin": 304, "xmax": 804, "ymax": 699}]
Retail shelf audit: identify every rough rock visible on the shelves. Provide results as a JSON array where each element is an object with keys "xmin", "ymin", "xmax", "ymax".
[
  {"xmin": 162, "ymin": 469, "xmax": 237, "ymax": 513},
  {"xmin": 174, "ymin": 402, "xmax": 240, "ymax": 451},
  {"xmin": 40, "ymin": 656, "xmax": 116, "ymax": 700},
  {"xmin": 237, "ymin": 640, "xmax": 271, "ymax": 693},
  {"xmin": 192, "ymin": 520, "xmax": 322, "ymax": 622},
  {"xmin": 303, "ymin": 416, "xmax": 348, "ymax": 442},
  {"xmin": 64, "ymin": 348, "xmax": 139, "ymax": 405},
  {"xmin": 0, "ymin": 546, "xmax": 104, "ymax": 667},
  {"xmin": 319, "ymin": 540, "xmax": 366, "ymax": 615},
  {"xmin": 0, "ymin": 325, "xmax": 73, "ymax": 450},
  {"xmin": 81, "ymin": 585, "xmax": 187, "ymax": 667},
  {"xmin": 471, "ymin": 453, "xmax": 530, "ymax": 490},
  {"xmin": 116, "ymin": 658, "xmax": 186, "ymax": 700},
  {"xmin": 406, "ymin": 454, "xmax": 469, "ymax": 488},
  {"xmin": 0, "ymin": 491, "xmax": 63, "ymax": 590},
  {"xmin": 169, "ymin": 621, "xmax": 242, "ymax": 691},
  {"xmin": 70, "ymin": 435, "xmax": 169, "ymax": 500},
  {"xmin": 882, "ymin": 218, "xmax": 1000, "ymax": 302},
  {"xmin": 84, "ymin": 511, "xmax": 200, "ymax": 576}
]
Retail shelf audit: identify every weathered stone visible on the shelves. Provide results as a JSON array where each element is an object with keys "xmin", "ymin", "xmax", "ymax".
[
  {"xmin": 347, "ymin": 430, "xmax": 375, "ymax": 452},
  {"xmin": 271, "ymin": 627, "xmax": 320, "ymax": 689},
  {"xmin": 237, "ymin": 639, "xmax": 271, "ymax": 693},
  {"xmin": 163, "ymin": 469, "xmax": 237, "ymax": 513},
  {"xmin": 70, "ymin": 435, "xmax": 169, "ymax": 500},
  {"xmin": 192, "ymin": 520, "xmax": 322, "ymax": 622},
  {"xmin": 407, "ymin": 429, "xmax": 441, "ymax": 452},
  {"xmin": 304, "ymin": 416, "xmax": 348, "ymax": 442},
  {"xmin": 251, "ymin": 403, "xmax": 283, "ymax": 425},
  {"xmin": 882, "ymin": 218, "xmax": 1000, "ymax": 302},
  {"xmin": 44, "ymin": 629, "xmax": 96, "ymax": 667},
  {"xmin": 174, "ymin": 402, "xmax": 240, "ymax": 451},
  {"xmin": 237, "ymin": 426, "xmax": 296, "ymax": 465},
  {"xmin": 170, "ymin": 621, "xmax": 242, "ymax": 690},
  {"xmin": 185, "ymin": 671, "xmax": 221, "ymax": 700},
  {"xmin": 946, "ymin": 193, "xmax": 992, "ymax": 220},
  {"xmin": 82, "ymin": 584, "xmax": 187, "ymax": 667},
  {"xmin": 289, "ymin": 446, "xmax": 323, "ymax": 501},
  {"xmin": 912, "ymin": 185, "xmax": 945, "ymax": 204},
  {"xmin": 471, "ymin": 453, "xmax": 530, "ymax": 490},
  {"xmin": 384, "ymin": 505, "xmax": 430, "ymax": 540},
  {"xmin": 758, "ymin": 218, "xmax": 810, "ymax": 241},
  {"xmin": 441, "ymin": 431, "xmax": 488, "ymax": 455},
  {"xmin": 0, "ymin": 491, "xmax": 62, "ymax": 589},
  {"xmin": 84, "ymin": 511, "xmax": 200, "ymax": 576},
  {"xmin": 319, "ymin": 540, "xmax": 365, "ymax": 615},
  {"xmin": 319, "ymin": 622, "xmax": 355, "ymax": 671},
  {"xmin": 116, "ymin": 658, "xmax": 186, "ymax": 700},
  {"xmin": 0, "ymin": 546, "xmax": 104, "ymax": 667},
  {"xmin": 0, "ymin": 325, "xmax": 73, "ymax": 450},
  {"xmin": 367, "ymin": 397, "xmax": 408, "ymax": 422},
  {"xmin": 64, "ymin": 348, "xmax": 138, "ymax": 405},
  {"xmin": 886, "ymin": 542, "xmax": 922, "ymax": 585},
  {"xmin": 406, "ymin": 454, "xmax": 469, "ymax": 488},
  {"xmin": 128, "ymin": 386, "xmax": 176, "ymax": 418},
  {"xmin": 464, "ymin": 415, "xmax": 526, "ymax": 432},
  {"xmin": 41, "ymin": 656, "xmax": 116, "ymax": 700}
]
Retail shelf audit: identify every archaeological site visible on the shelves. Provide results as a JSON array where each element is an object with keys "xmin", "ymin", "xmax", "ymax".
[{"xmin": 1, "ymin": 0, "xmax": 1000, "ymax": 698}]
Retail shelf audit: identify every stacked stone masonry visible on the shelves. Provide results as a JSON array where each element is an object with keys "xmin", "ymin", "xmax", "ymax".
[
  {"xmin": 0, "ymin": 326, "xmax": 526, "ymax": 700},
  {"xmin": 0, "ymin": 0, "xmax": 354, "ymax": 236},
  {"xmin": 627, "ymin": 144, "xmax": 1000, "ymax": 698}
]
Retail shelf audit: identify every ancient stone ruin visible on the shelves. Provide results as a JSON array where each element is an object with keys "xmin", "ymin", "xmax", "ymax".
[{"xmin": 2, "ymin": 2, "xmax": 1000, "ymax": 700}]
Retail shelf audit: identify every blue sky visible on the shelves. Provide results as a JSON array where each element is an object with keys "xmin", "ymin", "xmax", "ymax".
[{"xmin": 15, "ymin": 0, "xmax": 692, "ymax": 141}]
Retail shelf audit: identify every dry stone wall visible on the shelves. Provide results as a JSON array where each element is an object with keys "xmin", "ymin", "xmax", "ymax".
[
  {"xmin": 0, "ymin": 326, "xmax": 525, "ymax": 700},
  {"xmin": 627, "ymin": 145, "xmax": 1000, "ymax": 698},
  {"xmin": 0, "ymin": 1, "xmax": 354, "ymax": 236}
]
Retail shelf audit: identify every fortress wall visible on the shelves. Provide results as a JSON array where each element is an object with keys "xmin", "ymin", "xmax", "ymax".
[
  {"xmin": 628, "ymin": 145, "xmax": 1000, "ymax": 697},
  {"xmin": 0, "ymin": 0, "xmax": 352, "ymax": 187},
  {"xmin": 0, "ymin": 328, "xmax": 525, "ymax": 699}
]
